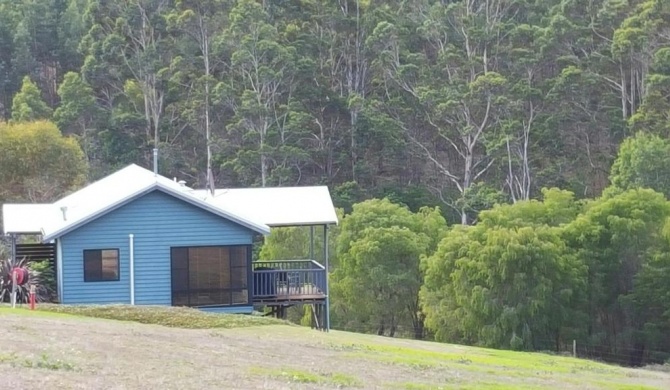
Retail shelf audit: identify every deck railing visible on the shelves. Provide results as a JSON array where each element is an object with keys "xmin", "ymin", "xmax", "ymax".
[{"xmin": 252, "ymin": 260, "xmax": 327, "ymax": 301}]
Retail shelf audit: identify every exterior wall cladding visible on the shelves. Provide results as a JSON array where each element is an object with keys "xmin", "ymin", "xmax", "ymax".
[{"xmin": 59, "ymin": 189, "xmax": 256, "ymax": 313}]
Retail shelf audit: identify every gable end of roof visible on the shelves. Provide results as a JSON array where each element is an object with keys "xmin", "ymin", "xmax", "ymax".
[
  {"xmin": 41, "ymin": 184, "xmax": 158, "ymax": 242},
  {"xmin": 42, "ymin": 183, "xmax": 270, "ymax": 242}
]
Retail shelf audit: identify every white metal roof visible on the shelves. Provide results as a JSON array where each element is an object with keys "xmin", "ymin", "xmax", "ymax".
[
  {"xmin": 190, "ymin": 186, "xmax": 339, "ymax": 227},
  {"xmin": 2, "ymin": 164, "xmax": 272, "ymax": 240},
  {"xmin": 2, "ymin": 204, "xmax": 57, "ymax": 234}
]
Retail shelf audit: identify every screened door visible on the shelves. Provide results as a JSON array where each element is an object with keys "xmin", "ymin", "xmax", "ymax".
[{"xmin": 170, "ymin": 245, "xmax": 250, "ymax": 307}]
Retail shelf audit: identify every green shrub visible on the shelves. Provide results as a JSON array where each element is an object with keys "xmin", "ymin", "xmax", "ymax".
[
  {"xmin": 27, "ymin": 260, "xmax": 57, "ymax": 302},
  {"xmin": 0, "ymin": 257, "xmax": 50, "ymax": 303}
]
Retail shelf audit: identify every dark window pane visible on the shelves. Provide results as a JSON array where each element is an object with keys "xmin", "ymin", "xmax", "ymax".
[
  {"xmin": 170, "ymin": 245, "xmax": 250, "ymax": 307},
  {"xmin": 83, "ymin": 249, "xmax": 118, "ymax": 282}
]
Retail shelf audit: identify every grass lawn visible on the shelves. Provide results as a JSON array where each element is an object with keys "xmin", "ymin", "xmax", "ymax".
[
  {"xmin": 0, "ymin": 305, "xmax": 668, "ymax": 389},
  {"xmin": 4, "ymin": 303, "xmax": 286, "ymax": 328}
]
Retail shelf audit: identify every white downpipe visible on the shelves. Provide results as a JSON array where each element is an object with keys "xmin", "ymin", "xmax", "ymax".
[{"xmin": 129, "ymin": 234, "xmax": 135, "ymax": 305}]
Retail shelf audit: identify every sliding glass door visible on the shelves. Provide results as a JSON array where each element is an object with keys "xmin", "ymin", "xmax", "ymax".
[{"xmin": 170, "ymin": 245, "xmax": 250, "ymax": 307}]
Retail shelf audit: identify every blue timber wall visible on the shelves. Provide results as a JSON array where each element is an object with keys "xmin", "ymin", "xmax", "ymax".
[{"xmin": 59, "ymin": 189, "xmax": 256, "ymax": 312}]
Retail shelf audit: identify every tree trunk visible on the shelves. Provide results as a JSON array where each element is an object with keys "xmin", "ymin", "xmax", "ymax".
[
  {"xmin": 413, "ymin": 316, "xmax": 425, "ymax": 340},
  {"xmin": 377, "ymin": 320, "xmax": 385, "ymax": 336}
]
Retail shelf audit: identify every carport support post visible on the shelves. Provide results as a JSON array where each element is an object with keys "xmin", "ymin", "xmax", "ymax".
[
  {"xmin": 309, "ymin": 226, "xmax": 314, "ymax": 260},
  {"xmin": 10, "ymin": 234, "xmax": 16, "ymax": 308},
  {"xmin": 11, "ymin": 269, "xmax": 17, "ymax": 308},
  {"xmin": 10, "ymin": 233, "xmax": 16, "ymax": 264},
  {"xmin": 323, "ymin": 224, "xmax": 330, "ymax": 332}
]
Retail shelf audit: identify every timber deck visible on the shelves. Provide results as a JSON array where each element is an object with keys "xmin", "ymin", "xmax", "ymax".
[
  {"xmin": 252, "ymin": 285, "xmax": 327, "ymax": 304},
  {"xmin": 250, "ymin": 260, "xmax": 329, "ymax": 327},
  {"xmin": 251, "ymin": 260, "xmax": 327, "ymax": 305}
]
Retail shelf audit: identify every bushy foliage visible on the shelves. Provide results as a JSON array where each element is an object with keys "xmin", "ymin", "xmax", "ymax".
[
  {"xmin": 420, "ymin": 186, "xmax": 670, "ymax": 365},
  {"xmin": 259, "ymin": 208, "xmax": 344, "ymax": 265},
  {"xmin": 10, "ymin": 76, "xmax": 52, "ymax": 123},
  {"xmin": 0, "ymin": 257, "xmax": 50, "ymax": 304},
  {"xmin": 421, "ymin": 198, "xmax": 585, "ymax": 350},
  {"xmin": 610, "ymin": 132, "xmax": 670, "ymax": 198},
  {"xmin": 27, "ymin": 260, "xmax": 57, "ymax": 302},
  {"xmin": 332, "ymin": 198, "xmax": 447, "ymax": 338},
  {"xmin": 563, "ymin": 188, "xmax": 670, "ymax": 366},
  {"xmin": 0, "ymin": 120, "xmax": 87, "ymax": 202}
]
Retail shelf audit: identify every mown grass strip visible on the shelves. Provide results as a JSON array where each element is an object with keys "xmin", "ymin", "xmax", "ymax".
[
  {"xmin": 249, "ymin": 366, "xmax": 361, "ymax": 387},
  {"xmin": 0, "ymin": 306, "xmax": 81, "ymax": 319},
  {"xmin": 1, "ymin": 303, "xmax": 286, "ymax": 329},
  {"xmin": 329, "ymin": 341, "xmax": 623, "ymax": 376},
  {"xmin": 328, "ymin": 340, "xmax": 669, "ymax": 390}
]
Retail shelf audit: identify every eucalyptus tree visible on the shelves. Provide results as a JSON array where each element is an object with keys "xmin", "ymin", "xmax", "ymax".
[
  {"xmin": 166, "ymin": 0, "xmax": 231, "ymax": 189},
  {"xmin": 611, "ymin": 0, "xmax": 670, "ymax": 121},
  {"xmin": 218, "ymin": 0, "xmax": 298, "ymax": 187},
  {"xmin": 53, "ymin": 72, "xmax": 98, "ymax": 166},
  {"xmin": 80, "ymin": 0, "xmax": 172, "ymax": 162},
  {"xmin": 367, "ymin": 0, "xmax": 518, "ymax": 224},
  {"xmin": 11, "ymin": 76, "xmax": 52, "ymax": 123},
  {"xmin": 629, "ymin": 46, "xmax": 670, "ymax": 135},
  {"xmin": 0, "ymin": 0, "xmax": 19, "ymax": 118}
]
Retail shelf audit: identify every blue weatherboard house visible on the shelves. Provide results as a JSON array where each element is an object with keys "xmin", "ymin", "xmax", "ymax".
[{"xmin": 3, "ymin": 164, "xmax": 337, "ymax": 329}]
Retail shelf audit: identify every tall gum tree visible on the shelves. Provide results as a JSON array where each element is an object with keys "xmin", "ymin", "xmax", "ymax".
[
  {"xmin": 219, "ymin": 0, "xmax": 297, "ymax": 187},
  {"xmin": 368, "ymin": 0, "xmax": 516, "ymax": 224},
  {"xmin": 166, "ymin": 0, "xmax": 231, "ymax": 189},
  {"xmin": 80, "ymin": 0, "xmax": 171, "ymax": 164}
]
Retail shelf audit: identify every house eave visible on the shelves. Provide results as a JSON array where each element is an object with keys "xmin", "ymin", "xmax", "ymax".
[{"xmin": 266, "ymin": 221, "xmax": 339, "ymax": 227}]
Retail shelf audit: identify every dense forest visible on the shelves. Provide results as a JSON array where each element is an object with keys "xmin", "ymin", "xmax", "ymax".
[{"xmin": 2, "ymin": 0, "xmax": 670, "ymax": 367}]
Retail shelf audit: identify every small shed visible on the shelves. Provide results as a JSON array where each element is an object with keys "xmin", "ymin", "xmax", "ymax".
[{"xmin": 3, "ymin": 164, "xmax": 337, "ymax": 328}]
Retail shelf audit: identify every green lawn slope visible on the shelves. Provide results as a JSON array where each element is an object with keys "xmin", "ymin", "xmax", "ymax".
[{"xmin": 0, "ymin": 305, "xmax": 667, "ymax": 389}]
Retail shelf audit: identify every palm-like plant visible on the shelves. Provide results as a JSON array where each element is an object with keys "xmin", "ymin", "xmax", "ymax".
[{"xmin": 0, "ymin": 256, "xmax": 49, "ymax": 303}]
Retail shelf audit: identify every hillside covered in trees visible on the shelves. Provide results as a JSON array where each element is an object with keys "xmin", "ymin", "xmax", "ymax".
[
  {"xmin": 2, "ymin": 0, "xmax": 670, "ymax": 368},
  {"xmin": 2, "ymin": 0, "xmax": 668, "ymax": 217}
]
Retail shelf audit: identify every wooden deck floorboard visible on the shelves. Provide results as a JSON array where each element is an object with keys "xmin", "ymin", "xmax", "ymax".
[{"xmin": 252, "ymin": 284, "xmax": 326, "ymax": 304}]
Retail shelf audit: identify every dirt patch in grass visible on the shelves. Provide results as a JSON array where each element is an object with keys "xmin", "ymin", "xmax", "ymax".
[
  {"xmin": 29, "ymin": 303, "xmax": 285, "ymax": 329},
  {"xmin": 0, "ymin": 307, "xmax": 668, "ymax": 389}
]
